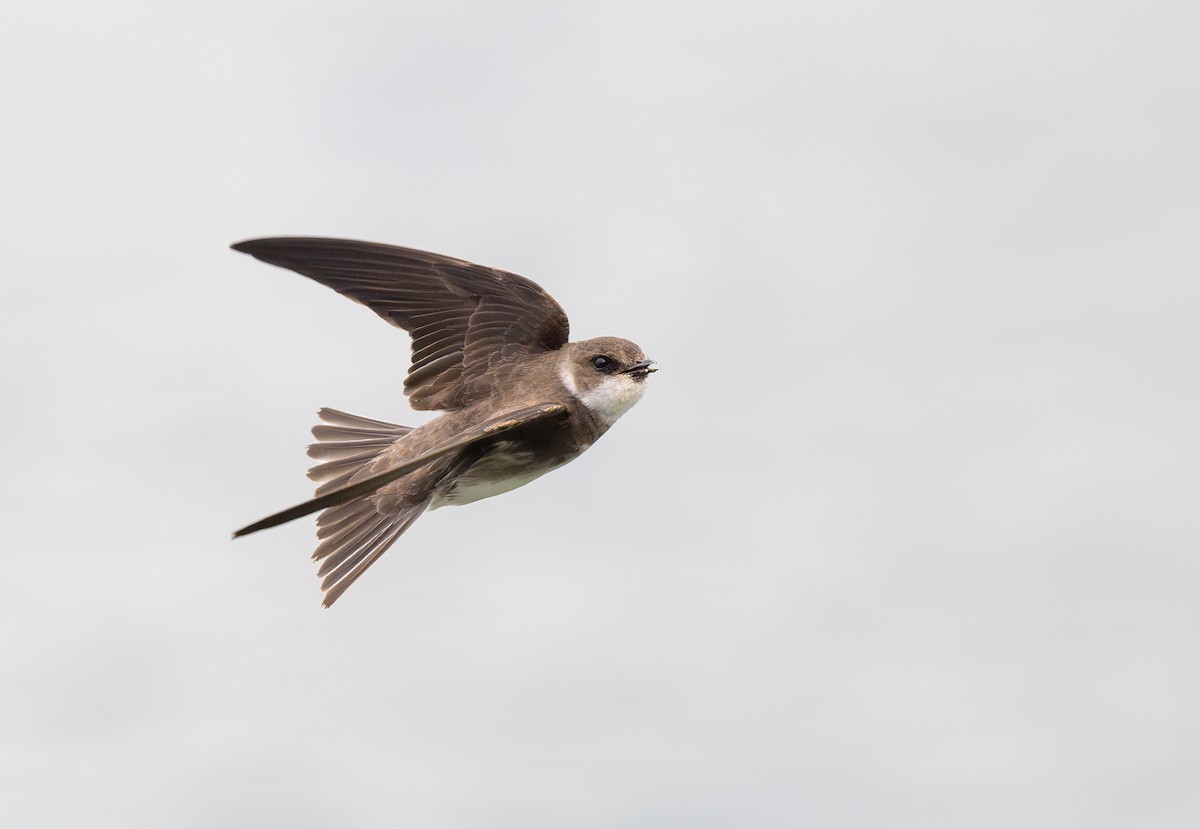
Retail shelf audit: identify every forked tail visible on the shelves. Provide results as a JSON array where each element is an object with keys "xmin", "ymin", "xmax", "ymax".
[{"xmin": 303, "ymin": 408, "xmax": 429, "ymax": 606}]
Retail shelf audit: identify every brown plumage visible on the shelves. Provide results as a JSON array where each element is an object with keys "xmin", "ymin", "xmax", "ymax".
[{"xmin": 232, "ymin": 238, "xmax": 655, "ymax": 606}]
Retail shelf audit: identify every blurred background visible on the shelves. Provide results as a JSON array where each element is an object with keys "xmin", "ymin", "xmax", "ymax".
[{"xmin": 3, "ymin": 1, "xmax": 1198, "ymax": 826}]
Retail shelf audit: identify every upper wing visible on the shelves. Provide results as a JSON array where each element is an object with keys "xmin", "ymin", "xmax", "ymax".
[
  {"xmin": 232, "ymin": 237, "xmax": 571, "ymax": 410},
  {"xmin": 232, "ymin": 403, "xmax": 570, "ymax": 538}
]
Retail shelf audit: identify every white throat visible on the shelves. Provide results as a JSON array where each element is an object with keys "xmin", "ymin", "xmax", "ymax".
[{"xmin": 560, "ymin": 364, "xmax": 647, "ymax": 428}]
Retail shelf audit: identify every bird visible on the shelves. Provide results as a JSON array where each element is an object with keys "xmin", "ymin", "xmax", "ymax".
[{"xmin": 231, "ymin": 237, "xmax": 656, "ymax": 606}]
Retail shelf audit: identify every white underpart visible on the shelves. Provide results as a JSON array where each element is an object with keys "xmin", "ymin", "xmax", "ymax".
[
  {"xmin": 431, "ymin": 441, "xmax": 556, "ymax": 509},
  {"xmin": 577, "ymin": 373, "xmax": 647, "ymax": 428},
  {"xmin": 431, "ymin": 467, "xmax": 548, "ymax": 508}
]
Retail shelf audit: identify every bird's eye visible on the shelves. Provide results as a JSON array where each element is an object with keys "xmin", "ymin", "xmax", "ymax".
[{"xmin": 591, "ymin": 355, "xmax": 615, "ymax": 372}]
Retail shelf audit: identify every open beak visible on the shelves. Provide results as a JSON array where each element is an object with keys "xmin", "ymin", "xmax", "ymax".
[{"xmin": 622, "ymin": 359, "xmax": 657, "ymax": 380}]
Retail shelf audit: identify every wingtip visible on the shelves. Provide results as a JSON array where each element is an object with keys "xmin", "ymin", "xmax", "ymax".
[
  {"xmin": 232, "ymin": 516, "xmax": 272, "ymax": 537},
  {"xmin": 230, "ymin": 237, "xmax": 332, "ymax": 257}
]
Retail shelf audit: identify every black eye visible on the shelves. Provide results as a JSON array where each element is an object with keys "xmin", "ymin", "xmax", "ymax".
[{"xmin": 591, "ymin": 355, "xmax": 616, "ymax": 372}]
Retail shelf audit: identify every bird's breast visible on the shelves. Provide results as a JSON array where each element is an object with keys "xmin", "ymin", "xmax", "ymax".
[{"xmin": 430, "ymin": 440, "xmax": 579, "ymax": 508}]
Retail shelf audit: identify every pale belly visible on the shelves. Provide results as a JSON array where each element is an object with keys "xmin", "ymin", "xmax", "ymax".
[{"xmin": 429, "ymin": 444, "xmax": 571, "ymax": 509}]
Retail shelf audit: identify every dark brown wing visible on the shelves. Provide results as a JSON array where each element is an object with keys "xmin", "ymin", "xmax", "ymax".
[{"xmin": 231, "ymin": 237, "xmax": 571, "ymax": 410}]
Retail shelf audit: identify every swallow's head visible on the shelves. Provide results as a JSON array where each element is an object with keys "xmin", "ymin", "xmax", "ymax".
[{"xmin": 558, "ymin": 336, "xmax": 656, "ymax": 427}]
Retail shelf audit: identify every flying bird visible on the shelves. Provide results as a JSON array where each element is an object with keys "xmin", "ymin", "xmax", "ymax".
[{"xmin": 231, "ymin": 237, "xmax": 656, "ymax": 606}]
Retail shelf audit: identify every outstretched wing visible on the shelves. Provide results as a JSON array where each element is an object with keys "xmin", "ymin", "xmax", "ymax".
[
  {"xmin": 232, "ymin": 403, "xmax": 569, "ymax": 539},
  {"xmin": 231, "ymin": 237, "xmax": 571, "ymax": 410}
]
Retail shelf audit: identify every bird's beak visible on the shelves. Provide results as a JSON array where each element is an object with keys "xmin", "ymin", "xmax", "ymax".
[{"xmin": 622, "ymin": 359, "xmax": 657, "ymax": 379}]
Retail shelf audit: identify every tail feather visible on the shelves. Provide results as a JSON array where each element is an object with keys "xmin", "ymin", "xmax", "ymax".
[
  {"xmin": 307, "ymin": 454, "xmax": 381, "ymax": 486},
  {"xmin": 316, "ymin": 505, "xmax": 426, "ymax": 607},
  {"xmin": 304, "ymin": 407, "xmax": 427, "ymax": 607},
  {"xmin": 313, "ymin": 407, "xmax": 414, "ymax": 432},
  {"xmin": 315, "ymin": 501, "xmax": 368, "ymax": 538},
  {"xmin": 318, "ymin": 516, "xmax": 396, "ymax": 582},
  {"xmin": 308, "ymin": 438, "xmax": 400, "ymax": 461},
  {"xmin": 314, "ymin": 511, "xmax": 389, "ymax": 565},
  {"xmin": 307, "ymin": 408, "xmax": 413, "ymax": 495}
]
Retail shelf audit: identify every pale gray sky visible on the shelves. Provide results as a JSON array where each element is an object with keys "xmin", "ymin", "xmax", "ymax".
[{"xmin": 3, "ymin": 2, "xmax": 1199, "ymax": 826}]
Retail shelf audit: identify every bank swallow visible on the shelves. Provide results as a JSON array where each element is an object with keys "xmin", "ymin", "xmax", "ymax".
[{"xmin": 232, "ymin": 238, "xmax": 655, "ymax": 606}]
